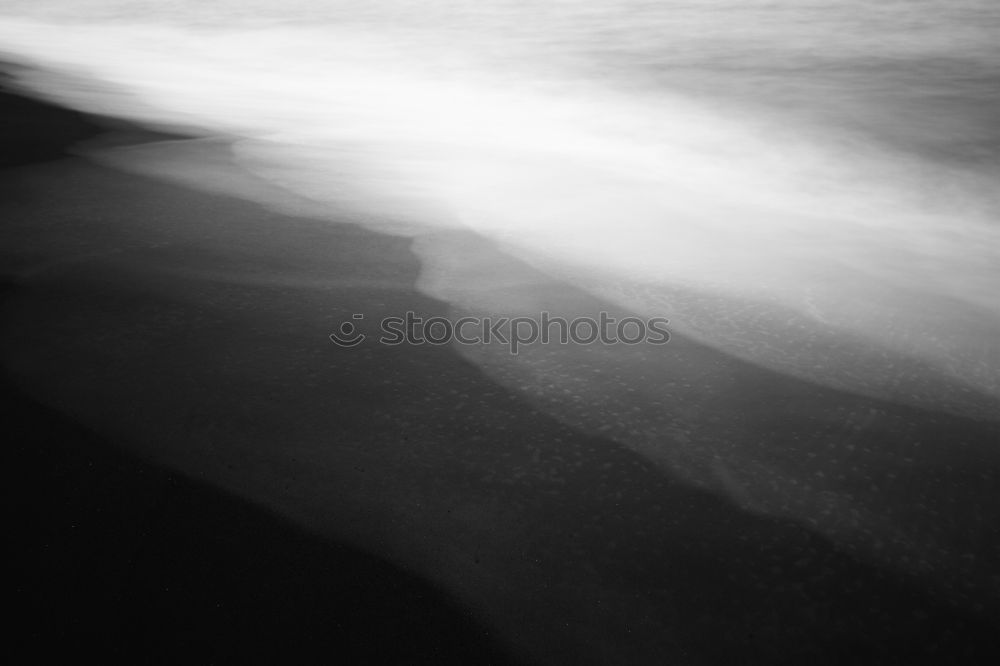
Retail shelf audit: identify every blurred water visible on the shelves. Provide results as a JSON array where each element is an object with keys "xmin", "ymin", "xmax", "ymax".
[{"xmin": 5, "ymin": 0, "xmax": 997, "ymax": 414}]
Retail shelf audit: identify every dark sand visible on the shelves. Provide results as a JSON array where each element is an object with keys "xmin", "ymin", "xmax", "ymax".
[
  {"xmin": 3, "ymin": 81, "xmax": 999, "ymax": 664},
  {"xmin": 2, "ymin": 86, "xmax": 520, "ymax": 664}
]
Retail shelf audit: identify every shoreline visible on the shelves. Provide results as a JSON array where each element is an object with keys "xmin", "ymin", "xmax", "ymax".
[{"xmin": 4, "ymin": 70, "xmax": 1000, "ymax": 664}]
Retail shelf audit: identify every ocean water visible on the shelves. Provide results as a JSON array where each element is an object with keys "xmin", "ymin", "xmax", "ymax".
[
  {"xmin": 3, "ymin": 0, "xmax": 1000, "ymax": 623},
  {"xmin": 2, "ymin": 1, "xmax": 998, "ymax": 412}
]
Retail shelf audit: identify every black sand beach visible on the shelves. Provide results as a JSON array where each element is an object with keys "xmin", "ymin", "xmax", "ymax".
[
  {"xmin": 2, "ymin": 84, "xmax": 521, "ymax": 665},
  {"xmin": 3, "ymin": 76, "xmax": 999, "ymax": 664}
]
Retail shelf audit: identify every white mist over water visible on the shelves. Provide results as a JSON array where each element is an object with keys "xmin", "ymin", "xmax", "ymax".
[{"xmin": 2, "ymin": 1, "xmax": 998, "ymax": 413}]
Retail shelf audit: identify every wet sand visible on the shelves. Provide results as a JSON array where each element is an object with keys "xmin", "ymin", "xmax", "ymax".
[{"xmin": 3, "ymin": 81, "xmax": 999, "ymax": 664}]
